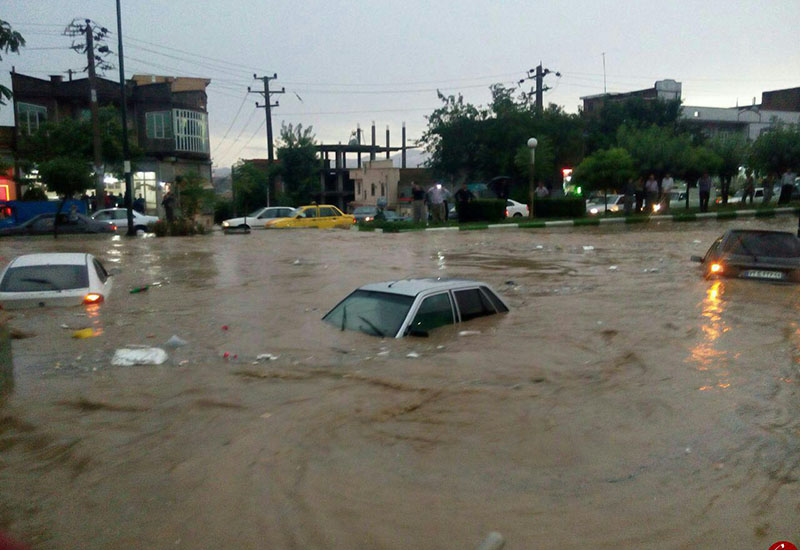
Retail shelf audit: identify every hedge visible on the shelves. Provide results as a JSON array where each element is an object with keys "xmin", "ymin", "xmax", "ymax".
[
  {"xmin": 533, "ymin": 197, "xmax": 585, "ymax": 218},
  {"xmin": 456, "ymin": 199, "xmax": 505, "ymax": 223}
]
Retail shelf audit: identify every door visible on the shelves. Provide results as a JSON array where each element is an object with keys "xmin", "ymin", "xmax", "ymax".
[
  {"xmin": 318, "ymin": 206, "xmax": 338, "ymax": 228},
  {"xmin": 407, "ymin": 292, "xmax": 455, "ymax": 335}
]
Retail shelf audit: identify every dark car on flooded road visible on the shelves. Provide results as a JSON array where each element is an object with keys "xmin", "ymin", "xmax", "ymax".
[
  {"xmin": 692, "ymin": 229, "xmax": 800, "ymax": 282},
  {"xmin": 0, "ymin": 213, "xmax": 116, "ymax": 236},
  {"xmin": 322, "ymin": 278, "xmax": 509, "ymax": 338}
]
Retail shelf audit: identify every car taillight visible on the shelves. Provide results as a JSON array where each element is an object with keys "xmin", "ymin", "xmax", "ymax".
[
  {"xmin": 505, "ymin": 209, "xmax": 509, "ymax": 217},
  {"xmin": 84, "ymin": 293, "xmax": 104, "ymax": 304},
  {"xmin": 111, "ymin": 225, "xmax": 117, "ymax": 231},
  {"xmin": 710, "ymin": 263, "xmax": 723, "ymax": 274}
]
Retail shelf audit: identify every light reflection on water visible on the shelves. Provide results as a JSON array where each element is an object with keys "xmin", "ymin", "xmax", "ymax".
[{"xmin": 690, "ymin": 281, "xmax": 731, "ymax": 391}]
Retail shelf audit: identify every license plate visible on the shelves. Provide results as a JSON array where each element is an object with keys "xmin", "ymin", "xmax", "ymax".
[{"xmin": 742, "ymin": 270, "xmax": 785, "ymax": 280}]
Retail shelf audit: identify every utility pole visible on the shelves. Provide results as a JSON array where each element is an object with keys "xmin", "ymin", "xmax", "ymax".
[
  {"xmin": 519, "ymin": 63, "xmax": 561, "ymax": 114},
  {"xmin": 64, "ymin": 19, "xmax": 113, "ymax": 204},
  {"xmin": 85, "ymin": 22, "xmax": 104, "ymax": 201},
  {"xmin": 249, "ymin": 74, "xmax": 284, "ymax": 162},
  {"xmin": 115, "ymin": 0, "xmax": 135, "ymax": 236}
]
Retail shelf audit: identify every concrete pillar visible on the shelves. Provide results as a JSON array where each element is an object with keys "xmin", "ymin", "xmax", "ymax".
[
  {"xmin": 386, "ymin": 125, "xmax": 390, "ymax": 159},
  {"xmin": 402, "ymin": 122, "xmax": 407, "ymax": 169},
  {"xmin": 370, "ymin": 121, "xmax": 376, "ymax": 161}
]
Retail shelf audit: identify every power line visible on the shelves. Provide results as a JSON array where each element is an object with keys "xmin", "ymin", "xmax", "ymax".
[
  {"xmin": 229, "ymin": 119, "xmax": 266, "ymax": 163},
  {"xmin": 217, "ymin": 92, "xmax": 249, "ymax": 144}
]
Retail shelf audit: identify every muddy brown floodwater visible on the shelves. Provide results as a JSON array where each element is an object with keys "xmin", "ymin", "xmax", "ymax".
[{"xmin": 1, "ymin": 219, "xmax": 799, "ymax": 549}]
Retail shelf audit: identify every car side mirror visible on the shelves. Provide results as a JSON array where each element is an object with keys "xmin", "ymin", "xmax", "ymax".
[
  {"xmin": 690, "ymin": 255, "xmax": 703, "ymax": 263},
  {"xmin": 407, "ymin": 327, "xmax": 429, "ymax": 338}
]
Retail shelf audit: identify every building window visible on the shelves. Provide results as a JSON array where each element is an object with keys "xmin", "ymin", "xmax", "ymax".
[
  {"xmin": 17, "ymin": 102, "xmax": 47, "ymax": 135},
  {"xmin": 357, "ymin": 182, "xmax": 361, "ymax": 195},
  {"xmin": 371, "ymin": 183, "xmax": 375, "ymax": 197},
  {"xmin": 173, "ymin": 109, "xmax": 209, "ymax": 154},
  {"xmin": 146, "ymin": 111, "xmax": 173, "ymax": 139},
  {"xmin": 381, "ymin": 183, "xmax": 385, "ymax": 195}
]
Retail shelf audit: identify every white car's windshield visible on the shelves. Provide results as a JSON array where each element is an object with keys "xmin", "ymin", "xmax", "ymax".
[{"xmin": 323, "ymin": 290, "xmax": 414, "ymax": 337}]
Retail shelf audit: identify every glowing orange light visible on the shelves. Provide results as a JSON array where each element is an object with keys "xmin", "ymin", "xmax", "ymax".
[
  {"xmin": 710, "ymin": 263, "xmax": 722, "ymax": 274},
  {"xmin": 84, "ymin": 293, "xmax": 103, "ymax": 304}
]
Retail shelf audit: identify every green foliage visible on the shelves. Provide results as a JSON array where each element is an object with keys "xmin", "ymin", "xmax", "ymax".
[
  {"xmin": 532, "ymin": 197, "xmax": 586, "ymax": 218},
  {"xmin": 231, "ymin": 160, "xmax": 269, "ymax": 213},
  {"xmin": 572, "ymin": 148, "xmax": 635, "ymax": 194},
  {"xmin": 707, "ymin": 134, "xmax": 749, "ymax": 180},
  {"xmin": 273, "ymin": 123, "xmax": 319, "ymax": 206},
  {"xmin": 679, "ymin": 145, "xmax": 722, "ymax": 183},
  {"xmin": 175, "ymin": 172, "xmax": 214, "ymax": 219},
  {"xmin": 21, "ymin": 186, "xmax": 48, "ymax": 201},
  {"xmin": 456, "ymin": 199, "xmax": 506, "ymax": 223},
  {"xmin": 19, "ymin": 106, "xmax": 141, "ymax": 176},
  {"xmin": 214, "ymin": 197, "xmax": 233, "ymax": 224},
  {"xmin": 585, "ymin": 97, "xmax": 683, "ymax": 152},
  {"xmin": 616, "ymin": 124, "xmax": 690, "ymax": 176},
  {"xmin": 0, "ymin": 20, "xmax": 25, "ymax": 107},
  {"xmin": 749, "ymin": 124, "xmax": 800, "ymax": 174},
  {"xmin": 37, "ymin": 156, "xmax": 92, "ymax": 198},
  {"xmin": 421, "ymin": 89, "xmax": 584, "ymax": 186}
]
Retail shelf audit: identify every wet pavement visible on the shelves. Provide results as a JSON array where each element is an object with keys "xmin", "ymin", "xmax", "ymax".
[{"xmin": 1, "ymin": 219, "xmax": 799, "ymax": 549}]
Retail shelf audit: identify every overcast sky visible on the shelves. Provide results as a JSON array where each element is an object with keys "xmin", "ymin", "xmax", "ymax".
[{"xmin": 3, "ymin": 0, "xmax": 799, "ymax": 170}]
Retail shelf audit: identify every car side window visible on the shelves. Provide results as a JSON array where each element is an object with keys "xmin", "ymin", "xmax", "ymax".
[
  {"xmin": 93, "ymin": 259, "xmax": 108, "ymax": 283},
  {"xmin": 95, "ymin": 212, "xmax": 109, "ymax": 220},
  {"xmin": 454, "ymin": 288, "xmax": 497, "ymax": 322},
  {"xmin": 319, "ymin": 207, "xmax": 335, "ymax": 217},
  {"xmin": 480, "ymin": 286, "xmax": 508, "ymax": 312},
  {"xmin": 303, "ymin": 209, "xmax": 316, "ymax": 218},
  {"xmin": 410, "ymin": 293, "xmax": 454, "ymax": 333},
  {"xmin": 32, "ymin": 217, "xmax": 54, "ymax": 231}
]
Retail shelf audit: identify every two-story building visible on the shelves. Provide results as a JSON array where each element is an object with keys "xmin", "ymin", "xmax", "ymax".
[{"xmin": 10, "ymin": 71, "xmax": 211, "ymax": 213}]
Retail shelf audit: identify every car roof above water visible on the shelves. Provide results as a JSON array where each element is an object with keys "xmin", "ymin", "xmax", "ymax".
[
  {"xmin": 8, "ymin": 253, "xmax": 89, "ymax": 268},
  {"xmin": 359, "ymin": 278, "xmax": 491, "ymax": 297}
]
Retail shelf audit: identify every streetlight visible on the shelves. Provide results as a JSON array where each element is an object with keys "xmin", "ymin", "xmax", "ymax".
[{"xmin": 527, "ymin": 137, "xmax": 538, "ymax": 219}]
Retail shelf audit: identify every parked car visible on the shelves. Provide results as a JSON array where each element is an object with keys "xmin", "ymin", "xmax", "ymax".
[
  {"xmin": 505, "ymin": 199, "xmax": 529, "ymax": 218},
  {"xmin": 322, "ymin": 278, "xmax": 509, "ymax": 338},
  {"xmin": 92, "ymin": 208, "xmax": 159, "ymax": 232},
  {"xmin": 586, "ymin": 194, "xmax": 626, "ymax": 215},
  {"xmin": 0, "ymin": 213, "xmax": 116, "ymax": 236},
  {"xmin": 691, "ymin": 229, "xmax": 800, "ymax": 282},
  {"xmin": 354, "ymin": 207, "xmax": 409, "ymax": 223},
  {"xmin": 221, "ymin": 207, "xmax": 296, "ymax": 230},
  {"xmin": 264, "ymin": 204, "xmax": 355, "ymax": 229},
  {"xmin": 0, "ymin": 253, "xmax": 113, "ymax": 309},
  {"xmin": 724, "ymin": 188, "xmax": 765, "ymax": 205}
]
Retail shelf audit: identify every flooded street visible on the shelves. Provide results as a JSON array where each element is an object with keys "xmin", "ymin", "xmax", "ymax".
[{"xmin": 1, "ymin": 219, "xmax": 799, "ymax": 549}]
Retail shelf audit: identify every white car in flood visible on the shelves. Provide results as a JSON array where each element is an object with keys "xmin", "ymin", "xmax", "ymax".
[
  {"xmin": 323, "ymin": 278, "xmax": 509, "ymax": 338},
  {"xmin": 586, "ymin": 194, "xmax": 626, "ymax": 215},
  {"xmin": 92, "ymin": 208, "xmax": 160, "ymax": 233},
  {"xmin": 0, "ymin": 253, "xmax": 112, "ymax": 309},
  {"xmin": 221, "ymin": 207, "xmax": 296, "ymax": 230}
]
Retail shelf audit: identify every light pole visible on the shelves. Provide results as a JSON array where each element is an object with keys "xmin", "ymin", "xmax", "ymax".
[
  {"xmin": 115, "ymin": 0, "xmax": 134, "ymax": 236},
  {"xmin": 527, "ymin": 137, "xmax": 538, "ymax": 219}
]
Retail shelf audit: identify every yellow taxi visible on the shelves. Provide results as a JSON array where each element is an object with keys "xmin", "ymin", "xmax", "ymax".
[{"xmin": 264, "ymin": 204, "xmax": 355, "ymax": 229}]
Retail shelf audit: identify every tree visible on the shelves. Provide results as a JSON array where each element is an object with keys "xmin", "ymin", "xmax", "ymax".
[
  {"xmin": 231, "ymin": 160, "xmax": 270, "ymax": 214},
  {"xmin": 273, "ymin": 123, "xmax": 319, "ymax": 206},
  {"xmin": 749, "ymin": 124, "xmax": 800, "ymax": 175},
  {"xmin": 20, "ymin": 106, "xmax": 140, "ymax": 176},
  {"xmin": 572, "ymin": 148, "xmax": 636, "ymax": 210},
  {"xmin": 0, "ymin": 20, "xmax": 25, "ymax": 107},
  {"xmin": 616, "ymin": 124, "xmax": 691, "ymax": 177},
  {"xmin": 584, "ymin": 97, "xmax": 683, "ymax": 153},
  {"xmin": 707, "ymin": 134, "xmax": 749, "ymax": 203},
  {"xmin": 38, "ymin": 156, "xmax": 93, "ymax": 237},
  {"xmin": 175, "ymin": 172, "xmax": 213, "ymax": 220}
]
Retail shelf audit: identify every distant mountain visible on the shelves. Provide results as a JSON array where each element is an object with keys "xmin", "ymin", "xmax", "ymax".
[{"xmin": 212, "ymin": 166, "xmax": 232, "ymax": 178}]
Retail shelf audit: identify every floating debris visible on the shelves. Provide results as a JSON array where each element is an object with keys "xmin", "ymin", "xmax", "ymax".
[{"xmin": 111, "ymin": 348, "xmax": 168, "ymax": 366}]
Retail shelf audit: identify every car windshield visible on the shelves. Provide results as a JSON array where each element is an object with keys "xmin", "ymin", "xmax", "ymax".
[
  {"xmin": 354, "ymin": 207, "xmax": 377, "ymax": 215},
  {"xmin": 0, "ymin": 264, "xmax": 89, "ymax": 292},
  {"xmin": 725, "ymin": 232, "xmax": 800, "ymax": 258},
  {"xmin": 247, "ymin": 209, "xmax": 265, "ymax": 217},
  {"xmin": 322, "ymin": 289, "xmax": 414, "ymax": 337}
]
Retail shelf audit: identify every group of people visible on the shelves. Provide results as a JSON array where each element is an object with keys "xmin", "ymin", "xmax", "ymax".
[
  {"xmin": 409, "ymin": 182, "xmax": 481, "ymax": 224},
  {"xmin": 622, "ymin": 173, "xmax": 677, "ymax": 214},
  {"xmin": 738, "ymin": 168, "xmax": 798, "ymax": 206},
  {"xmin": 84, "ymin": 191, "xmax": 148, "ymax": 215}
]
